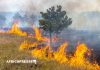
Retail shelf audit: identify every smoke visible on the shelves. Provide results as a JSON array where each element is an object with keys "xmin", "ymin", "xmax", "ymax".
[
  {"xmin": 0, "ymin": 0, "xmax": 99, "ymax": 13},
  {"xmin": 18, "ymin": 0, "xmax": 100, "ymax": 13},
  {"xmin": 18, "ymin": 0, "xmax": 100, "ymax": 31},
  {"xmin": 0, "ymin": 0, "xmax": 100, "ymax": 31}
]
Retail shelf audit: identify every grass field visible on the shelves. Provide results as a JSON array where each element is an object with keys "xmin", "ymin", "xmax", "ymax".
[{"xmin": 0, "ymin": 34, "xmax": 99, "ymax": 70}]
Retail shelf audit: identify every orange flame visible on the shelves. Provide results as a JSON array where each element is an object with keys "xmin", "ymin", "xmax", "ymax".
[
  {"xmin": 69, "ymin": 43, "xmax": 100, "ymax": 69},
  {"xmin": 54, "ymin": 42, "xmax": 68, "ymax": 63},
  {"xmin": 32, "ymin": 46, "xmax": 51, "ymax": 60},
  {"xmin": 20, "ymin": 40, "xmax": 39, "ymax": 50},
  {"xmin": 7, "ymin": 23, "xmax": 27, "ymax": 36},
  {"xmin": 20, "ymin": 26, "xmax": 100, "ymax": 70},
  {"xmin": 69, "ymin": 43, "xmax": 90, "ymax": 65},
  {"xmin": 33, "ymin": 25, "xmax": 48, "ymax": 41}
]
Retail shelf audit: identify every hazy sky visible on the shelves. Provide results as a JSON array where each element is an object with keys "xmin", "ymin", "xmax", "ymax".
[
  {"xmin": 0, "ymin": 0, "xmax": 100, "ymax": 31},
  {"xmin": 0, "ymin": 0, "xmax": 100, "ymax": 12}
]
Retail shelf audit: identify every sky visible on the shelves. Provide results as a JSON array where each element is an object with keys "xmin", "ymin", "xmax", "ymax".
[
  {"xmin": 0, "ymin": 0, "xmax": 100, "ymax": 31},
  {"xmin": 0, "ymin": 0, "xmax": 100, "ymax": 12}
]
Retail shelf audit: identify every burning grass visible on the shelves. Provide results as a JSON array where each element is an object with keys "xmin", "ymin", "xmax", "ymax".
[
  {"xmin": 19, "ymin": 26, "xmax": 100, "ymax": 70},
  {"xmin": 7, "ymin": 23, "xmax": 27, "ymax": 36},
  {"xmin": 0, "ymin": 24, "xmax": 100, "ymax": 70},
  {"xmin": 0, "ymin": 33, "xmax": 94, "ymax": 70}
]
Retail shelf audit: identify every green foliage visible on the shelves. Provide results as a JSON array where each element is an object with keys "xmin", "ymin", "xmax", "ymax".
[{"xmin": 39, "ymin": 5, "xmax": 72, "ymax": 34}]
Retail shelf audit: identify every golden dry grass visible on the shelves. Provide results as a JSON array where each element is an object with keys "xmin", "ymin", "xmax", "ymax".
[{"xmin": 0, "ymin": 34, "xmax": 99, "ymax": 70}]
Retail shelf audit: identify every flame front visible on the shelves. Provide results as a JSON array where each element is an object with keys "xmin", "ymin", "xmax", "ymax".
[
  {"xmin": 7, "ymin": 23, "xmax": 27, "ymax": 36},
  {"xmin": 54, "ymin": 42, "xmax": 68, "ymax": 63},
  {"xmin": 70, "ymin": 43, "xmax": 89, "ymax": 65},
  {"xmin": 19, "ymin": 26, "xmax": 100, "ymax": 70},
  {"xmin": 33, "ymin": 26, "xmax": 48, "ymax": 41},
  {"xmin": 69, "ymin": 43, "xmax": 100, "ymax": 70}
]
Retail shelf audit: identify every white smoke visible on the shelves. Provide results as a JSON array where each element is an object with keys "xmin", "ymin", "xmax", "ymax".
[
  {"xmin": 0, "ymin": 0, "xmax": 100, "ymax": 31},
  {"xmin": 0, "ymin": 0, "xmax": 100, "ymax": 12}
]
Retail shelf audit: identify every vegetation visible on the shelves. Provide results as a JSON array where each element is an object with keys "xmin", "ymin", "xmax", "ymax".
[
  {"xmin": 39, "ymin": 5, "xmax": 72, "ymax": 46},
  {"xmin": 0, "ymin": 5, "xmax": 99, "ymax": 70},
  {"xmin": 39, "ymin": 5, "xmax": 72, "ymax": 34},
  {"xmin": 0, "ymin": 34, "xmax": 99, "ymax": 70}
]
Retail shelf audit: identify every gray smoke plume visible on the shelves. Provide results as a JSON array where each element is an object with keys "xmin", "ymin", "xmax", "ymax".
[{"xmin": 0, "ymin": 0, "xmax": 100, "ymax": 31}]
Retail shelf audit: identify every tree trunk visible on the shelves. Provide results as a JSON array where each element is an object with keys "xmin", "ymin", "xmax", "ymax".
[
  {"xmin": 49, "ymin": 32, "xmax": 52, "ymax": 47},
  {"xmin": 49, "ymin": 22, "xmax": 52, "ymax": 47}
]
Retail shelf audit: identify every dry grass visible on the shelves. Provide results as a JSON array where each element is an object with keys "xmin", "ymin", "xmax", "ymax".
[{"xmin": 0, "ymin": 34, "xmax": 99, "ymax": 70}]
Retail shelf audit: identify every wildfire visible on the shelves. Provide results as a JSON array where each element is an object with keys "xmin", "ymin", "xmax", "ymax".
[
  {"xmin": 33, "ymin": 26, "xmax": 49, "ymax": 42},
  {"xmin": 7, "ymin": 23, "xmax": 27, "ymax": 36},
  {"xmin": 20, "ymin": 40, "xmax": 37, "ymax": 50},
  {"xmin": 32, "ymin": 45, "xmax": 51, "ymax": 60},
  {"xmin": 54, "ymin": 42, "xmax": 68, "ymax": 63},
  {"xmin": 69, "ymin": 43, "xmax": 100, "ymax": 69},
  {"xmin": 20, "ymin": 26, "xmax": 100, "ymax": 70},
  {"xmin": 70, "ymin": 43, "xmax": 89, "ymax": 65}
]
